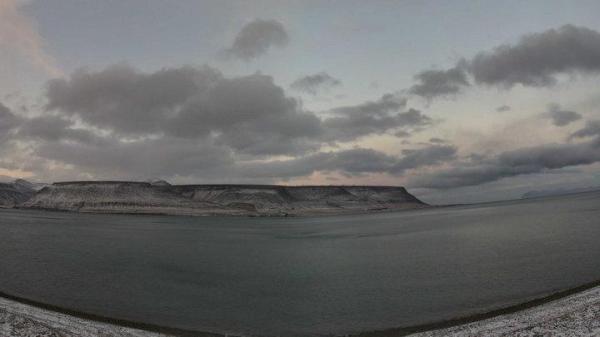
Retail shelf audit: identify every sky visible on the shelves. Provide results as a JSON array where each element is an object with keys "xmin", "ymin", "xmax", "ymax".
[{"xmin": 1, "ymin": 0, "xmax": 600, "ymax": 204}]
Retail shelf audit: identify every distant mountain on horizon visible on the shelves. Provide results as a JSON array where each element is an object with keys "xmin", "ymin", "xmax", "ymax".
[
  {"xmin": 0, "ymin": 179, "xmax": 41, "ymax": 208},
  {"xmin": 521, "ymin": 186, "xmax": 600, "ymax": 199}
]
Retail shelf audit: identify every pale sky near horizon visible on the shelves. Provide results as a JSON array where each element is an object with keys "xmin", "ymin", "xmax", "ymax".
[{"xmin": 2, "ymin": 0, "xmax": 600, "ymax": 204}]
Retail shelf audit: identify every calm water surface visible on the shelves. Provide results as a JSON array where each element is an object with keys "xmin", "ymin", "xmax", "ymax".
[{"xmin": 1, "ymin": 192, "xmax": 600, "ymax": 336}]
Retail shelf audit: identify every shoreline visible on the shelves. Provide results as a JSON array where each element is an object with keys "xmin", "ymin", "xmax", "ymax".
[
  {"xmin": 0, "ymin": 290, "xmax": 219, "ymax": 337},
  {"xmin": 356, "ymin": 278, "xmax": 600, "ymax": 336},
  {"xmin": 10, "ymin": 203, "xmax": 433, "ymax": 218},
  {"xmin": 2, "ymin": 279, "xmax": 600, "ymax": 337}
]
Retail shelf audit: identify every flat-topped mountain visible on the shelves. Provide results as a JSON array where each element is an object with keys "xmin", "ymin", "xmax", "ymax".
[{"xmin": 20, "ymin": 181, "xmax": 427, "ymax": 216}]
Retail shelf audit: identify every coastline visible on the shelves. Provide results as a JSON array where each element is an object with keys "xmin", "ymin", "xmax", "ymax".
[
  {"xmin": 406, "ymin": 283, "xmax": 600, "ymax": 337},
  {"xmin": 11, "ymin": 203, "xmax": 432, "ymax": 218},
  {"xmin": 0, "ymin": 290, "xmax": 221, "ymax": 337},
  {"xmin": 357, "ymin": 278, "xmax": 600, "ymax": 336},
  {"xmin": 2, "ymin": 279, "xmax": 600, "ymax": 337}
]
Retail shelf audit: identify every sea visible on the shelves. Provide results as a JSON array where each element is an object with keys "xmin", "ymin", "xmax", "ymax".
[{"xmin": 1, "ymin": 191, "xmax": 599, "ymax": 336}]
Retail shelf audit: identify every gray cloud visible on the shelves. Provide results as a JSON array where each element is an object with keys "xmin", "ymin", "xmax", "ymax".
[
  {"xmin": 409, "ymin": 127, "xmax": 600, "ymax": 189},
  {"xmin": 323, "ymin": 108, "xmax": 431, "ymax": 142},
  {"xmin": 17, "ymin": 115, "xmax": 104, "ymax": 145},
  {"xmin": 46, "ymin": 65, "xmax": 217, "ymax": 135},
  {"xmin": 570, "ymin": 120, "xmax": 600, "ymax": 139},
  {"xmin": 169, "ymin": 73, "xmax": 323, "ymax": 156},
  {"xmin": 408, "ymin": 66, "xmax": 470, "ymax": 99},
  {"xmin": 391, "ymin": 145, "xmax": 457, "ymax": 174},
  {"xmin": 0, "ymin": 103, "xmax": 21, "ymax": 136},
  {"xmin": 34, "ymin": 137, "xmax": 235, "ymax": 180},
  {"xmin": 10, "ymin": 64, "xmax": 442, "ymax": 182},
  {"xmin": 0, "ymin": 103, "xmax": 22, "ymax": 157},
  {"xmin": 240, "ymin": 145, "xmax": 457, "ymax": 179},
  {"xmin": 224, "ymin": 19, "xmax": 289, "ymax": 61},
  {"xmin": 29, "ymin": 133, "xmax": 456, "ymax": 182},
  {"xmin": 322, "ymin": 93, "xmax": 432, "ymax": 141},
  {"xmin": 46, "ymin": 67, "xmax": 434, "ymax": 157},
  {"xmin": 496, "ymin": 105, "xmax": 511, "ymax": 112},
  {"xmin": 469, "ymin": 25, "xmax": 600, "ymax": 87},
  {"xmin": 408, "ymin": 25, "xmax": 600, "ymax": 99},
  {"xmin": 240, "ymin": 149, "xmax": 396, "ymax": 179},
  {"xmin": 328, "ymin": 93, "xmax": 406, "ymax": 116},
  {"xmin": 45, "ymin": 65, "xmax": 321, "ymax": 156},
  {"xmin": 542, "ymin": 103, "xmax": 582, "ymax": 126},
  {"xmin": 290, "ymin": 72, "xmax": 341, "ymax": 95},
  {"xmin": 394, "ymin": 130, "xmax": 411, "ymax": 138}
]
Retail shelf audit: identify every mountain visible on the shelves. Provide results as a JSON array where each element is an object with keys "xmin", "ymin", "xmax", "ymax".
[
  {"xmin": 146, "ymin": 179, "xmax": 171, "ymax": 186},
  {"xmin": 0, "ymin": 179, "xmax": 39, "ymax": 208},
  {"xmin": 20, "ymin": 181, "xmax": 427, "ymax": 216}
]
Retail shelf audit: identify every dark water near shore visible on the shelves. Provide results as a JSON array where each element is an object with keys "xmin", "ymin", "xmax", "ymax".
[{"xmin": 1, "ymin": 192, "xmax": 600, "ymax": 336}]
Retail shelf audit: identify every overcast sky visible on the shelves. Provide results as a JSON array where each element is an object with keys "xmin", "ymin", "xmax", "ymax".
[{"xmin": 2, "ymin": 0, "xmax": 600, "ymax": 204}]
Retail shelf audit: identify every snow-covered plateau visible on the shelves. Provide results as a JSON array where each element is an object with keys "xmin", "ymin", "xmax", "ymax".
[{"xmin": 18, "ymin": 181, "xmax": 427, "ymax": 216}]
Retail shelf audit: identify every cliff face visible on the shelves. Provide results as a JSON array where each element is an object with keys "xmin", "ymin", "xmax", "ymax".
[
  {"xmin": 0, "ymin": 180, "xmax": 37, "ymax": 208},
  {"xmin": 21, "ymin": 182, "xmax": 427, "ymax": 216}
]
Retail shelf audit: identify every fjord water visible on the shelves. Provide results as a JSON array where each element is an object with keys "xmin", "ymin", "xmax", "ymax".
[{"xmin": 1, "ymin": 192, "xmax": 600, "ymax": 336}]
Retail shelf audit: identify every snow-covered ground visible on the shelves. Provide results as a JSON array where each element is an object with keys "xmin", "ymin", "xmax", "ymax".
[
  {"xmin": 410, "ymin": 285, "xmax": 600, "ymax": 337},
  {"xmin": 1, "ymin": 285, "xmax": 599, "ymax": 337},
  {"xmin": 0, "ymin": 296, "xmax": 167, "ymax": 337}
]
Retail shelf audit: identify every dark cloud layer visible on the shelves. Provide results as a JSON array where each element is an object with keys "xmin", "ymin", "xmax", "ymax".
[
  {"xmin": 496, "ymin": 105, "xmax": 511, "ymax": 113},
  {"xmin": 469, "ymin": 25, "xmax": 600, "ymax": 87},
  {"xmin": 392, "ymin": 145, "xmax": 457, "ymax": 174},
  {"xmin": 17, "ymin": 115, "xmax": 104, "ymax": 145},
  {"xmin": 570, "ymin": 120, "xmax": 600, "ymax": 139},
  {"xmin": 240, "ymin": 145, "xmax": 457, "ymax": 179},
  {"xmin": 322, "ymin": 94, "xmax": 432, "ymax": 142},
  {"xmin": 410, "ymin": 122, "xmax": 600, "ymax": 189},
  {"xmin": 290, "ymin": 72, "xmax": 341, "ymax": 95},
  {"xmin": 46, "ymin": 66, "xmax": 432, "ymax": 157},
  {"xmin": 34, "ymin": 137, "xmax": 235, "ymax": 179},
  {"xmin": 0, "ymin": 103, "xmax": 21, "ymax": 136},
  {"xmin": 224, "ymin": 19, "xmax": 289, "ymax": 60},
  {"xmin": 542, "ymin": 103, "xmax": 582, "ymax": 126},
  {"xmin": 408, "ymin": 66, "xmax": 470, "ymax": 99},
  {"xmin": 9, "ymin": 25, "xmax": 600, "ymax": 189},
  {"xmin": 1, "ymin": 64, "xmax": 444, "ymax": 182},
  {"xmin": 29, "ymin": 137, "xmax": 456, "ymax": 182},
  {"xmin": 46, "ymin": 65, "xmax": 321, "ymax": 156},
  {"xmin": 409, "ymin": 25, "xmax": 600, "ymax": 99},
  {"xmin": 169, "ymin": 72, "xmax": 323, "ymax": 156},
  {"xmin": 46, "ymin": 65, "xmax": 219, "ymax": 135}
]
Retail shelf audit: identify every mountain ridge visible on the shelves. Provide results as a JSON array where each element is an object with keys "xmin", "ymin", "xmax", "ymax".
[
  {"xmin": 0, "ymin": 180, "xmax": 39, "ymax": 208},
  {"xmin": 19, "ymin": 181, "xmax": 427, "ymax": 216}
]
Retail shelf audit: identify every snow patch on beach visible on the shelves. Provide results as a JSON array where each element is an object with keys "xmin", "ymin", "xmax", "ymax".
[
  {"xmin": 0, "ymin": 297, "xmax": 168, "ymax": 337},
  {"xmin": 410, "ymin": 285, "xmax": 600, "ymax": 337}
]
